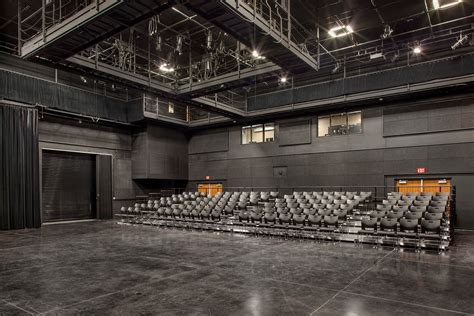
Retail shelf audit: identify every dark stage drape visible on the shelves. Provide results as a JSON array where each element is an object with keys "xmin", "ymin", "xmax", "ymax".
[
  {"xmin": 0, "ymin": 102, "xmax": 41, "ymax": 230},
  {"xmin": 97, "ymin": 155, "xmax": 113, "ymax": 220}
]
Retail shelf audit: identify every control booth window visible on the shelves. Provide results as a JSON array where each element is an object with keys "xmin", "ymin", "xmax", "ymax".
[
  {"xmin": 317, "ymin": 111, "xmax": 361, "ymax": 137},
  {"xmin": 242, "ymin": 123, "xmax": 275, "ymax": 144}
]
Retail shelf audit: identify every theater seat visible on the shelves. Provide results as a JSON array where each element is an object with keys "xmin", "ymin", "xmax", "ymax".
[
  {"xmin": 292, "ymin": 214, "xmax": 306, "ymax": 226},
  {"xmin": 432, "ymin": 195, "xmax": 448, "ymax": 201},
  {"xmin": 428, "ymin": 206, "xmax": 445, "ymax": 214},
  {"xmin": 376, "ymin": 204, "xmax": 392, "ymax": 212},
  {"xmin": 380, "ymin": 218, "xmax": 398, "ymax": 233},
  {"xmin": 387, "ymin": 210, "xmax": 404, "ymax": 219},
  {"xmin": 413, "ymin": 200, "xmax": 430, "ymax": 206},
  {"xmin": 409, "ymin": 205, "xmax": 427, "ymax": 213},
  {"xmin": 250, "ymin": 211, "xmax": 263, "ymax": 223},
  {"xmin": 333, "ymin": 209, "xmax": 347, "ymax": 219},
  {"xmin": 361, "ymin": 217, "xmax": 377, "ymax": 231},
  {"xmin": 405, "ymin": 211, "xmax": 423, "ymax": 221},
  {"xmin": 263, "ymin": 212, "xmax": 277, "ymax": 224},
  {"xmin": 303, "ymin": 208, "xmax": 317, "ymax": 215},
  {"xmin": 369, "ymin": 210, "xmax": 387, "ymax": 218},
  {"xmin": 278, "ymin": 213, "xmax": 292, "ymax": 224},
  {"xmin": 238, "ymin": 212, "xmax": 249, "ymax": 222},
  {"xmin": 307, "ymin": 214, "xmax": 322, "ymax": 226},
  {"xmin": 421, "ymin": 219, "xmax": 441, "ymax": 234},
  {"xmin": 324, "ymin": 214, "xmax": 339, "ymax": 228},
  {"xmin": 425, "ymin": 212, "xmax": 443, "ymax": 220},
  {"xmin": 318, "ymin": 209, "xmax": 332, "ymax": 216},
  {"xmin": 399, "ymin": 218, "xmax": 418, "ymax": 234},
  {"xmin": 392, "ymin": 205, "xmax": 408, "ymax": 212},
  {"xmin": 430, "ymin": 200, "xmax": 447, "ymax": 207}
]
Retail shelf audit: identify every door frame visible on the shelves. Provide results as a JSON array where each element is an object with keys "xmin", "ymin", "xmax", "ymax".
[
  {"xmin": 394, "ymin": 177, "xmax": 452, "ymax": 193},
  {"xmin": 385, "ymin": 174, "xmax": 453, "ymax": 186},
  {"xmin": 40, "ymin": 148, "xmax": 114, "ymax": 223},
  {"xmin": 197, "ymin": 182, "xmax": 224, "ymax": 196}
]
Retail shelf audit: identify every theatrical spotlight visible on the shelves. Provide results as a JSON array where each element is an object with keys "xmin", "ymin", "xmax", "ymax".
[
  {"xmin": 382, "ymin": 24, "xmax": 393, "ymax": 39},
  {"xmin": 433, "ymin": 0, "xmax": 462, "ymax": 10},
  {"xmin": 451, "ymin": 34, "xmax": 469, "ymax": 50}
]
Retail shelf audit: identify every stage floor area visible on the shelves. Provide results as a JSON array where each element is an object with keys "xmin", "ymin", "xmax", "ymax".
[{"xmin": 0, "ymin": 221, "xmax": 473, "ymax": 315}]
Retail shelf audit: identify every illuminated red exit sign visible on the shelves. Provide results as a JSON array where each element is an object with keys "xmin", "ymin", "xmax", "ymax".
[{"xmin": 417, "ymin": 167, "xmax": 426, "ymax": 174}]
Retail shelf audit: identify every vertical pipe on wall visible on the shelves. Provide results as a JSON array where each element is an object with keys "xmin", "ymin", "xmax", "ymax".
[
  {"xmin": 287, "ymin": 0, "xmax": 291, "ymax": 48},
  {"xmin": 188, "ymin": 41, "xmax": 192, "ymax": 89},
  {"xmin": 95, "ymin": 44, "xmax": 99, "ymax": 68},
  {"xmin": 237, "ymin": 41, "xmax": 241, "ymax": 78},
  {"xmin": 42, "ymin": 0, "xmax": 46, "ymax": 42},
  {"xmin": 147, "ymin": 35, "xmax": 151, "ymax": 84},
  {"xmin": 17, "ymin": 0, "xmax": 21, "ymax": 55}
]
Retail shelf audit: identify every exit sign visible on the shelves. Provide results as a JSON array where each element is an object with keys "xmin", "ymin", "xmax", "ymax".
[{"xmin": 417, "ymin": 167, "xmax": 426, "ymax": 174}]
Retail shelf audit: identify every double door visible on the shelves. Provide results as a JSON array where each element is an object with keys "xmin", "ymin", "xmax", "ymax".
[
  {"xmin": 395, "ymin": 178, "xmax": 451, "ymax": 194},
  {"xmin": 198, "ymin": 183, "xmax": 223, "ymax": 197}
]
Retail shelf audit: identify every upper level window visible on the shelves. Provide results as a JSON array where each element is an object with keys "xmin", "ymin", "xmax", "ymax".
[
  {"xmin": 318, "ymin": 111, "xmax": 361, "ymax": 137},
  {"xmin": 242, "ymin": 123, "xmax": 275, "ymax": 144}
]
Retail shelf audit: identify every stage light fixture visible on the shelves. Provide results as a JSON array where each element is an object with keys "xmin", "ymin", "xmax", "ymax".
[
  {"xmin": 159, "ymin": 63, "xmax": 175, "ymax": 73},
  {"xmin": 328, "ymin": 25, "xmax": 353, "ymax": 38},
  {"xmin": 251, "ymin": 50, "xmax": 265, "ymax": 60},
  {"xmin": 451, "ymin": 34, "xmax": 469, "ymax": 50},
  {"xmin": 433, "ymin": 0, "xmax": 462, "ymax": 9}
]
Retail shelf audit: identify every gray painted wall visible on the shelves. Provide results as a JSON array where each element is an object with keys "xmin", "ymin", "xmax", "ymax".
[
  {"xmin": 188, "ymin": 97, "xmax": 474, "ymax": 229},
  {"xmin": 132, "ymin": 124, "xmax": 188, "ymax": 180},
  {"xmin": 38, "ymin": 119, "xmax": 136, "ymax": 216},
  {"xmin": 383, "ymin": 97, "xmax": 474, "ymax": 136},
  {"xmin": 39, "ymin": 119, "xmax": 190, "ymax": 217}
]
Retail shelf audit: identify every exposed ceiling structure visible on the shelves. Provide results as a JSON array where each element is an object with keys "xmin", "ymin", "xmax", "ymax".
[{"xmin": 1, "ymin": 0, "xmax": 473, "ymax": 125}]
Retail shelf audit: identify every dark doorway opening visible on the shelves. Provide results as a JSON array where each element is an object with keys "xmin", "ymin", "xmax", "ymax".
[{"xmin": 42, "ymin": 150, "xmax": 97, "ymax": 222}]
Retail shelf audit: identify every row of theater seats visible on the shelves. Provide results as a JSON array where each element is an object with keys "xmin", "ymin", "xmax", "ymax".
[
  {"xmin": 361, "ymin": 192, "xmax": 450, "ymax": 236},
  {"xmin": 235, "ymin": 191, "xmax": 373, "ymax": 227},
  {"xmin": 118, "ymin": 190, "xmax": 451, "ymax": 250},
  {"xmin": 119, "ymin": 190, "xmax": 373, "ymax": 231},
  {"xmin": 121, "ymin": 191, "xmax": 373, "ymax": 218}
]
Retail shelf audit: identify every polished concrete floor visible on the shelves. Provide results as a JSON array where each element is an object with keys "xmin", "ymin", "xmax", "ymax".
[{"xmin": 0, "ymin": 221, "xmax": 473, "ymax": 316}]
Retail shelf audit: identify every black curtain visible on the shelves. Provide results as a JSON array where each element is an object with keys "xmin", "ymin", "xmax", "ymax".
[
  {"xmin": 0, "ymin": 102, "xmax": 41, "ymax": 230},
  {"xmin": 96, "ymin": 155, "xmax": 113, "ymax": 219}
]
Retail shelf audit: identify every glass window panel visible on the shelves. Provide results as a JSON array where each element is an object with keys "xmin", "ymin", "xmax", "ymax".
[
  {"xmin": 318, "ymin": 116, "xmax": 330, "ymax": 137},
  {"xmin": 330, "ymin": 113, "xmax": 347, "ymax": 135},
  {"xmin": 242, "ymin": 126, "xmax": 252, "ymax": 144},
  {"xmin": 264, "ymin": 123, "xmax": 275, "ymax": 142},
  {"xmin": 251, "ymin": 124, "xmax": 264, "ymax": 143},
  {"xmin": 168, "ymin": 102, "xmax": 174, "ymax": 113},
  {"xmin": 348, "ymin": 111, "xmax": 362, "ymax": 134}
]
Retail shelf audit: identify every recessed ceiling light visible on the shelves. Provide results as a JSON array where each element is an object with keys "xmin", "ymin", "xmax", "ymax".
[
  {"xmin": 328, "ymin": 25, "xmax": 354, "ymax": 38},
  {"xmin": 159, "ymin": 63, "xmax": 175, "ymax": 73},
  {"xmin": 433, "ymin": 0, "xmax": 462, "ymax": 9}
]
